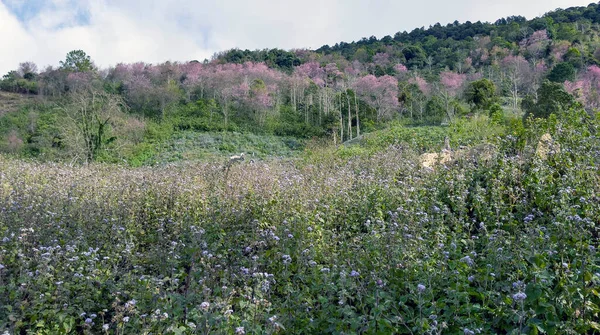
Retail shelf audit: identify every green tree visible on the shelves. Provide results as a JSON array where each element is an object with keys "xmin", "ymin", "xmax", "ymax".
[
  {"xmin": 62, "ymin": 89, "xmax": 127, "ymax": 162},
  {"xmin": 465, "ymin": 78, "xmax": 498, "ymax": 112},
  {"xmin": 60, "ymin": 50, "xmax": 95, "ymax": 72},
  {"xmin": 402, "ymin": 45, "xmax": 427, "ymax": 69},
  {"xmin": 523, "ymin": 80, "xmax": 577, "ymax": 120},
  {"xmin": 547, "ymin": 62, "xmax": 575, "ymax": 82},
  {"xmin": 563, "ymin": 47, "xmax": 583, "ymax": 68}
]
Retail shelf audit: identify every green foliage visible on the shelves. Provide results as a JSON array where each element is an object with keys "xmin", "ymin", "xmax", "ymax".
[
  {"xmin": 448, "ymin": 114, "xmax": 505, "ymax": 145},
  {"xmin": 59, "ymin": 50, "xmax": 94, "ymax": 72},
  {"xmin": 218, "ymin": 48, "xmax": 301, "ymax": 72},
  {"xmin": 0, "ymin": 100, "xmax": 62, "ymax": 159},
  {"xmin": 4, "ymin": 0, "xmax": 600, "ymax": 169},
  {"xmin": 335, "ymin": 144, "xmax": 369, "ymax": 159},
  {"xmin": 564, "ymin": 47, "xmax": 584, "ymax": 68},
  {"xmin": 488, "ymin": 103, "xmax": 505, "ymax": 124},
  {"xmin": 0, "ymin": 71, "xmax": 38, "ymax": 94},
  {"xmin": 547, "ymin": 62, "xmax": 575, "ymax": 82},
  {"xmin": 360, "ymin": 115, "xmax": 504, "ymax": 155},
  {"xmin": 402, "ymin": 45, "xmax": 427, "ymax": 69},
  {"xmin": 362, "ymin": 124, "xmax": 447, "ymax": 152},
  {"xmin": 465, "ymin": 79, "xmax": 498, "ymax": 112},
  {"xmin": 132, "ymin": 130, "xmax": 305, "ymax": 165},
  {"xmin": 313, "ymin": 2, "xmax": 599, "ymax": 73},
  {"xmin": 523, "ymin": 80, "xmax": 578, "ymax": 120},
  {"xmin": 424, "ymin": 96, "xmax": 446, "ymax": 125},
  {"xmin": 272, "ymin": 106, "xmax": 325, "ymax": 138}
]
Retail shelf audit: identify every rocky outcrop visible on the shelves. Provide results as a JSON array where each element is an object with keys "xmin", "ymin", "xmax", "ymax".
[
  {"xmin": 420, "ymin": 144, "xmax": 497, "ymax": 169},
  {"xmin": 420, "ymin": 151, "xmax": 453, "ymax": 169},
  {"xmin": 536, "ymin": 133, "xmax": 560, "ymax": 160}
]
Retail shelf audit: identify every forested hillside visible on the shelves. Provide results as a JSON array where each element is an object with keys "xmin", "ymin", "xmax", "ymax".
[{"xmin": 2, "ymin": 2, "xmax": 600, "ymax": 164}]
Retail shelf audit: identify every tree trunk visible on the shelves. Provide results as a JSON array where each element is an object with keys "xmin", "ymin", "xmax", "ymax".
[
  {"xmin": 354, "ymin": 94, "xmax": 360, "ymax": 138},
  {"xmin": 319, "ymin": 91, "xmax": 322, "ymax": 126},
  {"xmin": 339, "ymin": 94, "xmax": 343, "ymax": 142},
  {"xmin": 333, "ymin": 128, "xmax": 337, "ymax": 146},
  {"xmin": 347, "ymin": 92, "xmax": 352, "ymax": 140},
  {"xmin": 223, "ymin": 100, "xmax": 229, "ymax": 128}
]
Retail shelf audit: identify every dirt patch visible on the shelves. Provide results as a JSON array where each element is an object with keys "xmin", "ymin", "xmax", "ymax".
[{"xmin": 0, "ymin": 92, "xmax": 37, "ymax": 116}]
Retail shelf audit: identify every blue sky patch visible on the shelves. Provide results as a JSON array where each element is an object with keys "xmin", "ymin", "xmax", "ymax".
[{"xmin": 1, "ymin": 0, "xmax": 90, "ymax": 26}]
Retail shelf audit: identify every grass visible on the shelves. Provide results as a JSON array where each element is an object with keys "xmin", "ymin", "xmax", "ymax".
[
  {"xmin": 137, "ymin": 131, "xmax": 306, "ymax": 165},
  {"xmin": 0, "ymin": 92, "xmax": 38, "ymax": 116}
]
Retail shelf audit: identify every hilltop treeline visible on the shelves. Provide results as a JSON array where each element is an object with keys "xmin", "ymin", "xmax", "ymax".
[{"xmin": 2, "ymin": 3, "xmax": 600, "ymax": 162}]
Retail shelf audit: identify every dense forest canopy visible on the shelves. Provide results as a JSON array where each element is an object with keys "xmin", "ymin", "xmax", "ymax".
[{"xmin": 2, "ymin": 2, "xmax": 600, "ymax": 163}]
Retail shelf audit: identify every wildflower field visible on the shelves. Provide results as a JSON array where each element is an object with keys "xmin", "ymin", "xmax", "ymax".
[{"xmin": 0, "ymin": 112, "xmax": 599, "ymax": 334}]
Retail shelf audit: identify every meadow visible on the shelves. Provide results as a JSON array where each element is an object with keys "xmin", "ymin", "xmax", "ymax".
[{"xmin": 0, "ymin": 111, "xmax": 599, "ymax": 334}]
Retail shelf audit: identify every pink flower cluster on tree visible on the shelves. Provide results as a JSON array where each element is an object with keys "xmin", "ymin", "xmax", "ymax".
[
  {"xmin": 500, "ymin": 55, "xmax": 529, "ymax": 74},
  {"xmin": 202, "ymin": 62, "xmax": 282, "ymax": 125},
  {"xmin": 180, "ymin": 62, "xmax": 205, "ymax": 99},
  {"xmin": 564, "ymin": 80, "xmax": 584, "ymax": 95},
  {"xmin": 66, "ymin": 72, "xmax": 96, "ymax": 92},
  {"xmin": 325, "ymin": 63, "xmax": 344, "ymax": 87},
  {"xmin": 565, "ymin": 65, "xmax": 600, "ymax": 110},
  {"xmin": 354, "ymin": 75, "xmax": 399, "ymax": 121},
  {"xmin": 409, "ymin": 76, "xmax": 430, "ymax": 96},
  {"xmin": 551, "ymin": 40, "xmax": 571, "ymax": 62},
  {"xmin": 295, "ymin": 62, "xmax": 326, "ymax": 87},
  {"xmin": 520, "ymin": 30, "xmax": 550, "ymax": 60},
  {"xmin": 107, "ymin": 61, "xmax": 283, "ymax": 122},
  {"xmin": 438, "ymin": 71, "xmax": 467, "ymax": 120},
  {"xmin": 394, "ymin": 64, "xmax": 408, "ymax": 73},
  {"xmin": 373, "ymin": 53, "xmax": 391, "ymax": 68},
  {"xmin": 501, "ymin": 55, "xmax": 531, "ymax": 111},
  {"xmin": 439, "ymin": 71, "xmax": 467, "ymax": 97}
]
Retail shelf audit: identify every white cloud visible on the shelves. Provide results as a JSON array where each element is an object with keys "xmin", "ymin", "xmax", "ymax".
[
  {"xmin": 0, "ymin": 2, "xmax": 38, "ymax": 73},
  {"xmin": 0, "ymin": 0, "xmax": 594, "ymax": 75}
]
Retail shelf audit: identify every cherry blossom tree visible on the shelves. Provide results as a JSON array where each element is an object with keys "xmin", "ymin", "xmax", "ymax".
[
  {"xmin": 354, "ymin": 75, "xmax": 399, "ymax": 121},
  {"xmin": 405, "ymin": 76, "xmax": 431, "ymax": 120},
  {"xmin": 373, "ymin": 53, "xmax": 391, "ymax": 68},
  {"xmin": 409, "ymin": 76, "xmax": 430, "ymax": 96},
  {"xmin": 200, "ymin": 62, "xmax": 283, "ymax": 127},
  {"xmin": 66, "ymin": 72, "xmax": 97, "ymax": 92},
  {"xmin": 181, "ymin": 61, "xmax": 205, "ymax": 100},
  {"xmin": 393, "ymin": 64, "xmax": 408, "ymax": 82},
  {"xmin": 551, "ymin": 40, "xmax": 571, "ymax": 63},
  {"xmin": 501, "ymin": 55, "xmax": 530, "ymax": 112},
  {"xmin": 565, "ymin": 65, "xmax": 600, "ymax": 111},
  {"xmin": 520, "ymin": 30, "xmax": 550, "ymax": 63},
  {"xmin": 439, "ymin": 71, "xmax": 467, "ymax": 119},
  {"xmin": 344, "ymin": 64, "xmax": 365, "ymax": 138}
]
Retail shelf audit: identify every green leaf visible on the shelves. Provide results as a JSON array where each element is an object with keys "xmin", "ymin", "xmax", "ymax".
[{"xmin": 526, "ymin": 284, "xmax": 543, "ymax": 302}]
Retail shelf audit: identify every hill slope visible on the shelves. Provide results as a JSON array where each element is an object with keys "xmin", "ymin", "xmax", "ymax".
[{"xmin": 1, "ymin": 2, "xmax": 599, "ymax": 165}]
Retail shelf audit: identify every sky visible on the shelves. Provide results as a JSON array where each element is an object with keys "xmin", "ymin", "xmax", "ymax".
[{"xmin": 0, "ymin": 0, "xmax": 595, "ymax": 74}]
